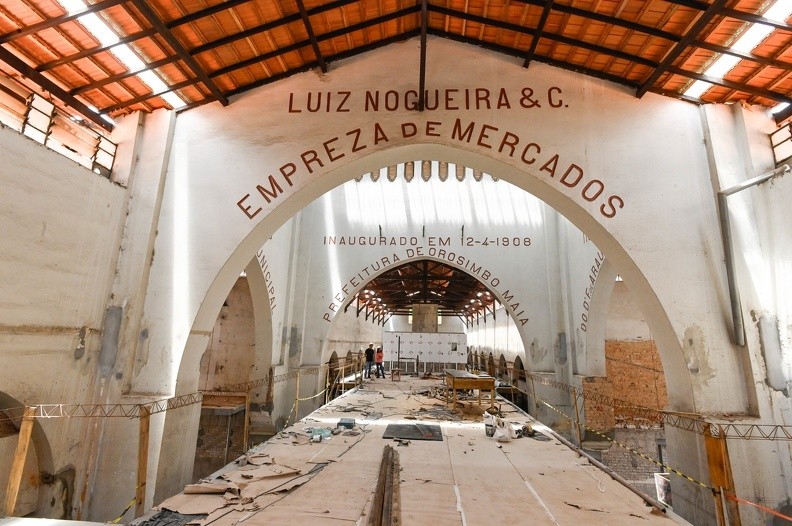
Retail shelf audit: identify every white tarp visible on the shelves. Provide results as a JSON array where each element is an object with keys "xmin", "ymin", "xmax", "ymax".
[{"xmin": 383, "ymin": 332, "xmax": 467, "ymax": 363}]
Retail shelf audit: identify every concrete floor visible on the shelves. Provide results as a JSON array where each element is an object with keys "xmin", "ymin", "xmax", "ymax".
[{"xmin": 148, "ymin": 376, "xmax": 689, "ymax": 525}]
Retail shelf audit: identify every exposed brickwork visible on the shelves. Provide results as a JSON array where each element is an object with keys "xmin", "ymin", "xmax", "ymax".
[
  {"xmin": 583, "ymin": 339, "xmax": 667, "ymax": 432},
  {"xmin": 582, "ymin": 376, "xmax": 614, "ymax": 431},
  {"xmin": 193, "ymin": 412, "xmax": 246, "ymax": 481},
  {"xmin": 582, "ymin": 340, "xmax": 669, "ymax": 500}
]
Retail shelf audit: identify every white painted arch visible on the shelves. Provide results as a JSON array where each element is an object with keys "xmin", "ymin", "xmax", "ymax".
[
  {"xmin": 143, "ymin": 39, "xmax": 754, "ymax": 508},
  {"xmin": 174, "ymin": 143, "xmax": 694, "ymax": 411},
  {"xmin": 318, "ymin": 253, "xmax": 529, "ymax": 365}
]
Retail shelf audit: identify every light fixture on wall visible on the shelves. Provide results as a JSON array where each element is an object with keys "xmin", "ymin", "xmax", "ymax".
[{"xmin": 220, "ymin": 301, "xmax": 230, "ymax": 319}]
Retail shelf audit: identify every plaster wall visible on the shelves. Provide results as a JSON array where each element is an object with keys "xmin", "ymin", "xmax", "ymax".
[
  {"xmin": 243, "ymin": 173, "xmax": 560, "ymax": 378},
  {"xmin": 559, "ymin": 219, "xmax": 604, "ymax": 377},
  {"xmin": 142, "ymin": 38, "xmax": 740, "ymax": 415},
  {"xmin": 0, "ymin": 120, "xmax": 127, "ymax": 517},
  {"xmin": 467, "ymin": 306, "xmax": 524, "ymax": 362},
  {"xmin": 606, "ymin": 281, "xmax": 653, "ymax": 341},
  {"xmin": 132, "ymin": 40, "xmax": 780, "ymax": 519},
  {"xmin": 386, "ymin": 314, "xmax": 466, "ymax": 334},
  {"xmin": 322, "ymin": 308, "xmax": 383, "ymax": 360},
  {"xmin": 255, "ymin": 218, "xmax": 294, "ymax": 368},
  {"xmin": 296, "ymin": 174, "xmax": 552, "ymax": 364},
  {"xmin": 2, "ymin": 34, "xmax": 790, "ymax": 525},
  {"xmin": 197, "ymin": 277, "xmax": 255, "ymax": 390}
]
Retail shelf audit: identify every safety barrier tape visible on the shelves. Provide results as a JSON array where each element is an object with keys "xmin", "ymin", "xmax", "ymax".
[
  {"xmin": 297, "ymin": 387, "xmax": 328, "ymax": 402},
  {"xmin": 520, "ymin": 371, "xmax": 792, "ymax": 441},
  {"xmin": 284, "ymin": 400, "xmax": 298, "ymax": 426},
  {"xmin": 726, "ymin": 494, "xmax": 792, "ymax": 522},
  {"xmin": 537, "ymin": 398, "xmax": 712, "ymax": 490},
  {"xmin": 110, "ymin": 496, "xmax": 136, "ymax": 523}
]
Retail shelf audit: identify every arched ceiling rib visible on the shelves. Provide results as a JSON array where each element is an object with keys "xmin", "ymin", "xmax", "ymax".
[{"xmin": 0, "ymin": 0, "xmax": 790, "ymax": 132}]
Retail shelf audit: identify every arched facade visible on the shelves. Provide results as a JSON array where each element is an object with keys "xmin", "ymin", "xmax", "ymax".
[{"xmin": 2, "ymin": 36, "xmax": 790, "ymax": 526}]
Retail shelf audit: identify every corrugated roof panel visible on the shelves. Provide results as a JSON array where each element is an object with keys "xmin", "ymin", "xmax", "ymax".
[{"xmin": 101, "ymin": 4, "xmax": 144, "ymax": 35}]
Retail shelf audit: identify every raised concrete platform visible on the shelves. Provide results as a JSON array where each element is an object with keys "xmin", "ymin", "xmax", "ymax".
[{"xmin": 143, "ymin": 377, "xmax": 689, "ymax": 525}]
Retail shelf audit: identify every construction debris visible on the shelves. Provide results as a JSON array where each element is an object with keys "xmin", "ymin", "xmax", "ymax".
[{"xmin": 135, "ymin": 376, "xmax": 675, "ymax": 526}]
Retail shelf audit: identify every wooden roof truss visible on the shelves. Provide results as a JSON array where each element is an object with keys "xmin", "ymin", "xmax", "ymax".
[{"xmin": 0, "ymin": 0, "xmax": 788, "ymax": 132}]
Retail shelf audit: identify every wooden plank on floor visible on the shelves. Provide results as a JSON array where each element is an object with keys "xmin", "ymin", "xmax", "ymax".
[
  {"xmin": 3, "ymin": 407, "xmax": 34, "ymax": 516},
  {"xmin": 150, "ymin": 379, "xmax": 678, "ymax": 526}
]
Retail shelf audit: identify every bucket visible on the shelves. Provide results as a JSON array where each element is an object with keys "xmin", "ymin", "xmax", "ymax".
[{"xmin": 485, "ymin": 424, "xmax": 495, "ymax": 437}]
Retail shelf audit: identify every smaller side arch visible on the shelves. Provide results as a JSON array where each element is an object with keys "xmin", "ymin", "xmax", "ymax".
[
  {"xmin": 0, "ymin": 391, "xmax": 55, "ymax": 517},
  {"xmin": 498, "ymin": 355, "xmax": 508, "ymax": 381}
]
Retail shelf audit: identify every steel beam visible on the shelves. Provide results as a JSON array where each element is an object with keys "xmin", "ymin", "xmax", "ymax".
[
  {"xmin": 0, "ymin": 46, "xmax": 112, "ymax": 130},
  {"xmin": 295, "ymin": 0, "xmax": 327, "ymax": 73},
  {"xmin": 636, "ymin": 0, "xmax": 729, "ymax": 98},
  {"xmin": 523, "ymin": 0, "xmax": 553, "ymax": 68},
  {"xmin": 418, "ymin": 0, "xmax": 427, "ymax": 111},
  {"xmin": 128, "ymin": 0, "xmax": 228, "ymax": 105}
]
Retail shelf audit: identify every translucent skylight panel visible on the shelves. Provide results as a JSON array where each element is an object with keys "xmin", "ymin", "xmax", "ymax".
[
  {"xmin": 55, "ymin": 0, "xmax": 185, "ymax": 110},
  {"xmin": 683, "ymin": 0, "xmax": 792, "ymax": 102}
]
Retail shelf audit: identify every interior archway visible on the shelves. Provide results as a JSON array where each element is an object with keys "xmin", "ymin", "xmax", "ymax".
[
  {"xmin": 498, "ymin": 354, "xmax": 508, "ymax": 381},
  {"xmin": 175, "ymin": 144, "xmax": 694, "ymax": 415},
  {"xmin": 160, "ymin": 143, "xmax": 700, "ymax": 504},
  {"xmin": 319, "ymin": 256, "xmax": 526, "ymax": 364}
]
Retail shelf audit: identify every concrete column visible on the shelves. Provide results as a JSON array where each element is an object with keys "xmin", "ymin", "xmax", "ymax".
[
  {"xmin": 412, "ymin": 304, "xmax": 438, "ymax": 332},
  {"xmin": 79, "ymin": 110, "xmax": 177, "ymax": 520}
]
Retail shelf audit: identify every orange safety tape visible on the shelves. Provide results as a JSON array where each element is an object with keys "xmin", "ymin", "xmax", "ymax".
[{"xmin": 727, "ymin": 494, "xmax": 792, "ymax": 522}]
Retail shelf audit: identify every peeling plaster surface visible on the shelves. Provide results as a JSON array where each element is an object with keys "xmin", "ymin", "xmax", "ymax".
[{"xmin": 682, "ymin": 325, "xmax": 716, "ymax": 385}]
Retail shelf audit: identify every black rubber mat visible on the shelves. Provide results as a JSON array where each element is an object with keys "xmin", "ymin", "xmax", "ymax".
[{"xmin": 382, "ymin": 423, "xmax": 443, "ymax": 441}]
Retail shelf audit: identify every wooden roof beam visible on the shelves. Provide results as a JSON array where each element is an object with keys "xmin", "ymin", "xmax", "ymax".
[
  {"xmin": 0, "ymin": 0, "xmax": 126, "ymax": 44},
  {"xmin": 128, "ymin": 0, "xmax": 228, "ymax": 106},
  {"xmin": 189, "ymin": 0, "xmax": 359, "ymax": 56},
  {"xmin": 71, "ymin": 55, "xmax": 175, "ymax": 94},
  {"xmin": 99, "ymin": 78, "xmax": 200, "ymax": 112},
  {"xmin": 694, "ymin": 40, "xmax": 792, "ymax": 71},
  {"xmin": 636, "ymin": 0, "xmax": 729, "ymax": 98},
  {"xmin": 513, "ymin": 0, "xmax": 681, "ymax": 42},
  {"xmin": 295, "ymin": 0, "xmax": 327, "ymax": 73},
  {"xmin": 720, "ymin": 7, "xmax": 792, "ymax": 32},
  {"xmin": 428, "ymin": 8, "xmax": 657, "ymax": 67},
  {"xmin": 665, "ymin": 0, "xmax": 792, "ymax": 31},
  {"xmin": 523, "ymin": 0, "xmax": 553, "ymax": 68},
  {"xmin": 0, "ymin": 46, "xmax": 112, "ymax": 131},
  {"xmin": 167, "ymin": 0, "xmax": 255, "ymax": 28},
  {"xmin": 37, "ymin": 28, "xmax": 157, "ymax": 72},
  {"xmin": 432, "ymin": 29, "xmax": 640, "ymax": 90},
  {"xmin": 223, "ymin": 29, "xmax": 419, "ymax": 98},
  {"xmin": 211, "ymin": 6, "xmax": 420, "ymax": 78},
  {"xmin": 418, "ymin": 0, "xmax": 428, "ymax": 111},
  {"xmin": 666, "ymin": 65, "xmax": 792, "ymax": 105}
]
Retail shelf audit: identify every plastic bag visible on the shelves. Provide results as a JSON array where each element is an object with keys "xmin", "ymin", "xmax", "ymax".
[{"xmin": 492, "ymin": 416, "xmax": 517, "ymax": 442}]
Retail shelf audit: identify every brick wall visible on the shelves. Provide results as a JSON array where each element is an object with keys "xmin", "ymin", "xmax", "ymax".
[
  {"xmin": 582, "ymin": 339, "xmax": 669, "ymax": 500},
  {"xmin": 583, "ymin": 339, "xmax": 667, "ymax": 432}
]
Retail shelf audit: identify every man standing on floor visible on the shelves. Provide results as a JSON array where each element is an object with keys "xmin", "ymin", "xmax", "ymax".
[{"xmin": 364, "ymin": 343, "xmax": 375, "ymax": 379}]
